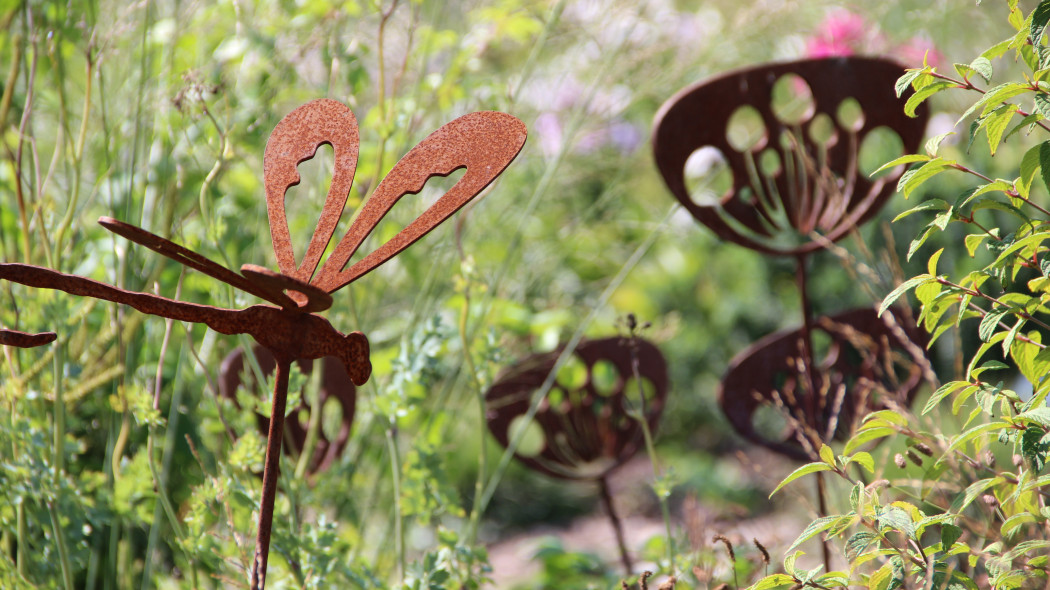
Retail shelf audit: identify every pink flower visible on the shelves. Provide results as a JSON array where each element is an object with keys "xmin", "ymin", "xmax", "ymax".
[
  {"xmin": 806, "ymin": 12, "xmax": 868, "ymax": 58},
  {"xmin": 897, "ymin": 36, "xmax": 944, "ymax": 68}
]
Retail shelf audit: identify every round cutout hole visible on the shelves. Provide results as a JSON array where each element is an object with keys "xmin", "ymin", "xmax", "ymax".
[
  {"xmin": 321, "ymin": 395, "xmax": 344, "ymax": 442},
  {"xmin": 591, "ymin": 360, "xmax": 619, "ymax": 396},
  {"xmin": 858, "ymin": 126, "xmax": 905, "ymax": 178},
  {"xmin": 684, "ymin": 146, "xmax": 732, "ymax": 206},
  {"xmin": 808, "ymin": 113, "xmax": 838, "ymax": 148},
  {"xmin": 726, "ymin": 105, "xmax": 768, "ymax": 152},
  {"xmin": 771, "ymin": 74, "xmax": 815, "ymax": 125},
  {"xmin": 508, "ymin": 415, "xmax": 546, "ymax": 457},
  {"xmin": 836, "ymin": 98, "xmax": 865, "ymax": 132},
  {"xmin": 759, "ymin": 148, "xmax": 782, "ymax": 176},
  {"xmin": 556, "ymin": 355, "xmax": 588, "ymax": 390}
]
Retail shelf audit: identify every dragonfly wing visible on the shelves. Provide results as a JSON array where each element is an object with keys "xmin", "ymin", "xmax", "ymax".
[
  {"xmin": 99, "ymin": 217, "xmax": 297, "ymax": 309},
  {"xmin": 313, "ymin": 110, "xmax": 527, "ymax": 293},
  {"xmin": 264, "ymin": 99, "xmax": 359, "ymax": 283}
]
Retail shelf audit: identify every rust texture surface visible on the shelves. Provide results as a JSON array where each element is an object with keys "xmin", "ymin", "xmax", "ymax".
[
  {"xmin": 0, "ymin": 98, "xmax": 527, "ymax": 589},
  {"xmin": 485, "ymin": 337, "xmax": 668, "ymax": 481},
  {"xmin": 718, "ymin": 308, "xmax": 928, "ymax": 461},
  {"xmin": 652, "ymin": 56, "xmax": 928, "ymax": 256},
  {"xmin": 220, "ymin": 345, "xmax": 356, "ymax": 475},
  {"xmin": 0, "ymin": 328, "xmax": 56, "ymax": 347}
]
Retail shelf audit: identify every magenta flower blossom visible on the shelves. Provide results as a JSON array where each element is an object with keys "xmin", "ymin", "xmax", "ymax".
[{"xmin": 805, "ymin": 11, "xmax": 868, "ymax": 58}]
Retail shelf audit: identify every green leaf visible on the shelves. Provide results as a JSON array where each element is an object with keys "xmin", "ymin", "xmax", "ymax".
[
  {"xmin": 877, "ymin": 506, "xmax": 915, "ymax": 537},
  {"xmin": 979, "ymin": 307, "xmax": 1012, "ymax": 342},
  {"xmin": 892, "ymin": 199, "xmax": 950, "ymax": 222},
  {"xmin": 925, "ymin": 132, "xmax": 956, "ymax": 156},
  {"xmin": 845, "ymin": 531, "xmax": 879, "ymax": 561},
  {"xmin": 1032, "ymin": 0, "xmax": 1050, "ymax": 44},
  {"xmin": 844, "ymin": 427, "xmax": 897, "ymax": 455},
  {"xmin": 946, "ymin": 421, "xmax": 1013, "ymax": 454},
  {"xmin": 965, "ymin": 233, "xmax": 988, "ymax": 257},
  {"xmin": 879, "ymin": 274, "xmax": 933, "ymax": 317},
  {"xmin": 905, "ymin": 81, "xmax": 953, "ymax": 117},
  {"xmin": 895, "ymin": 69, "xmax": 922, "ymax": 98},
  {"xmin": 1018, "ymin": 406, "xmax": 1050, "ymax": 427},
  {"xmin": 971, "ymin": 56, "xmax": 994, "ymax": 82},
  {"xmin": 1001, "ymin": 513, "xmax": 1038, "ymax": 537},
  {"xmin": 923, "ymin": 382, "xmax": 971, "ymax": 415},
  {"xmin": 769, "ymin": 462, "xmax": 833, "ymax": 497},
  {"xmin": 873, "ymin": 154, "xmax": 932, "ymax": 177},
  {"xmin": 985, "ymin": 105, "xmax": 1019, "ymax": 154},
  {"xmin": 819, "ymin": 443, "xmax": 835, "ymax": 466},
  {"xmin": 846, "ymin": 451, "xmax": 875, "ymax": 474},
  {"xmin": 1019, "ymin": 142, "xmax": 1045, "ymax": 197},
  {"xmin": 897, "ymin": 158, "xmax": 952, "ymax": 198},
  {"xmin": 942, "ymin": 523, "xmax": 963, "ymax": 550},
  {"xmin": 1040, "ymin": 141, "xmax": 1050, "ymax": 193},
  {"xmin": 1035, "ymin": 93, "xmax": 1050, "ymax": 119},
  {"xmin": 952, "ymin": 477, "xmax": 1003, "ymax": 512},
  {"xmin": 749, "ymin": 574, "xmax": 797, "ymax": 590},
  {"xmin": 786, "ymin": 515, "xmax": 841, "ymax": 554},
  {"xmin": 927, "ymin": 248, "xmax": 944, "ymax": 276}
]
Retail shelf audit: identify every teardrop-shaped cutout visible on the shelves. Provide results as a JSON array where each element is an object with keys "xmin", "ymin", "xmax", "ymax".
[
  {"xmin": 726, "ymin": 106, "xmax": 768, "ymax": 152},
  {"xmin": 684, "ymin": 146, "xmax": 732, "ymax": 206},
  {"xmin": 771, "ymin": 74, "xmax": 816, "ymax": 125}
]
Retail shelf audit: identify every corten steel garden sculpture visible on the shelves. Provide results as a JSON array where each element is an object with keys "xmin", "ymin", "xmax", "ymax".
[
  {"xmin": 220, "ymin": 345, "xmax": 356, "ymax": 475},
  {"xmin": 0, "ymin": 98, "xmax": 527, "ymax": 590},
  {"xmin": 485, "ymin": 336, "xmax": 669, "ymax": 574},
  {"xmin": 652, "ymin": 57, "xmax": 932, "ymax": 565}
]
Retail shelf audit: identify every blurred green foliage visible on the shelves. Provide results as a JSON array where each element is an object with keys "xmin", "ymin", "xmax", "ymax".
[{"xmin": 0, "ymin": 0, "xmax": 1008, "ymax": 588}]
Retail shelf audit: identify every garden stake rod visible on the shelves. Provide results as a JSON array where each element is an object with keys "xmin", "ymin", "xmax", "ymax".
[{"xmin": 0, "ymin": 98, "xmax": 527, "ymax": 589}]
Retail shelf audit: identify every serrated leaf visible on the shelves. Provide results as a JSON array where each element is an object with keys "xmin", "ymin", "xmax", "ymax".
[
  {"xmin": 971, "ymin": 56, "xmax": 994, "ymax": 82},
  {"xmin": 942, "ymin": 523, "xmax": 963, "ymax": 549},
  {"xmin": 895, "ymin": 69, "xmax": 922, "ymax": 98},
  {"xmin": 1018, "ymin": 406, "xmax": 1050, "ymax": 427},
  {"xmin": 1001, "ymin": 513, "xmax": 1037, "ymax": 537},
  {"xmin": 1019, "ymin": 142, "xmax": 1044, "ymax": 197},
  {"xmin": 769, "ymin": 462, "xmax": 833, "ymax": 497},
  {"xmin": 985, "ymin": 105, "xmax": 1019, "ymax": 154},
  {"xmin": 979, "ymin": 307, "xmax": 1012, "ymax": 341},
  {"xmin": 844, "ymin": 427, "xmax": 896, "ymax": 455},
  {"xmin": 1032, "ymin": 0, "xmax": 1050, "ymax": 44},
  {"xmin": 892, "ymin": 199, "xmax": 950, "ymax": 222},
  {"xmin": 750, "ymin": 574, "xmax": 797, "ymax": 590},
  {"xmin": 897, "ymin": 158, "xmax": 952, "ymax": 198},
  {"xmin": 879, "ymin": 274, "xmax": 933, "ymax": 317},
  {"xmin": 1040, "ymin": 141, "xmax": 1050, "ymax": 193},
  {"xmin": 873, "ymin": 154, "xmax": 931, "ymax": 176},
  {"xmin": 927, "ymin": 248, "xmax": 944, "ymax": 276},
  {"xmin": 786, "ymin": 515, "xmax": 841, "ymax": 554},
  {"xmin": 906, "ymin": 81, "xmax": 954, "ymax": 117},
  {"xmin": 845, "ymin": 531, "xmax": 879, "ymax": 561},
  {"xmin": 1035, "ymin": 93, "xmax": 1050, "ymax": 119},
  {"xmin": 923, "ymin": 381, "xmax": 970, "ymax": 415},
  {"xmin": 925, "ymin": 132, "xmax": 955, "ymax": 156},
  {"xmin": 946, "ymin": 421, "xmax": 1012, "ymax": 454}
]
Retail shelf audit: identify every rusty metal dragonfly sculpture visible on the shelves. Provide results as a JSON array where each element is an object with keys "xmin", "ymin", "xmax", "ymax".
[{"xmin": 0, "ymin": 98, "xmax": 527, "ymax": 589}]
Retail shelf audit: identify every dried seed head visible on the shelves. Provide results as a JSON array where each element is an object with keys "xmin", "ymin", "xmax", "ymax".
[
  {"xmin": 906, "ymin": 450, "xmax": 924, "ymax": 467},
  {"xmin": 691, "ymin": 566, "xmax": 707, "ymax": 582},
  {"xmin": 754, "ymin": 538, "xmax": 770, "ymax": 565},
  {"xmin": 982, "ymin": 494, "xmax": 998, "ymax": 506},
  {"xmin": 894, "ymin": 453, "xmax": 906, "ymax": 469},
  {"xmin": 1014, "ymin": 454, "xmax": 1024, "ymax": 467},
  {"xmin": 865, "ymin": 479, "xmax": 890, "ymax": 492},
  {"xmin": 657, "ymin": 576, "xmax": 677, "ymax": 590},
  {"xmin": 713, "ymin": 534, "xmax": 735, "ymax": 561},
  {"xmin": 640, "ymin": 571, "xmax": 653, "ymax": 590},
  {"xmin": 622, "ymin": 582, "xmax": 630, "ymax": 590},
  {"xmin": 914, "ymin": 442, "xmax": 933, "ymax": 457}
]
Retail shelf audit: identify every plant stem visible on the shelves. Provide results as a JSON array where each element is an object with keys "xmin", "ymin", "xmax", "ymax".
[
  {"xmin": 599, "ymin": 476, "xmax": 632, "ymax": 575},
  {"xmin": 386, "ymin": 424, "xmax": 407, "ymax": 583}
]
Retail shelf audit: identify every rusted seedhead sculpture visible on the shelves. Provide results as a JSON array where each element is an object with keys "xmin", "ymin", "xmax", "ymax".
[
  {"xmin": 220, "ymin": 346, "xmax": 356, "ymax": 475},
  {"xmin": 653, "ymin": 56, "xmax": 931, "ymax": 455},
  {"xmin": 653, "ymin": 56, "xmax": 927, "ymax": 255},
  {"xmin": 719, "ymin": 308, "xmax": 927, "ymax": 461},
  {"xmin": 0, "ymin": 98, "xmax": 527, "ymax": 589},
  {"xmin": 653, "ymin": 56, "xmax": 932, "ymax": 568},
  {"xmin": 485, "ymin": 336, "xmax": 668, "ymax": 573}
]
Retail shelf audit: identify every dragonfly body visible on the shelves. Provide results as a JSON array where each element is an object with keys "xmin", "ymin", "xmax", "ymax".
[{"xmin": 0, "ymin": 262, "xmax": 371, "ymax": 385}]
